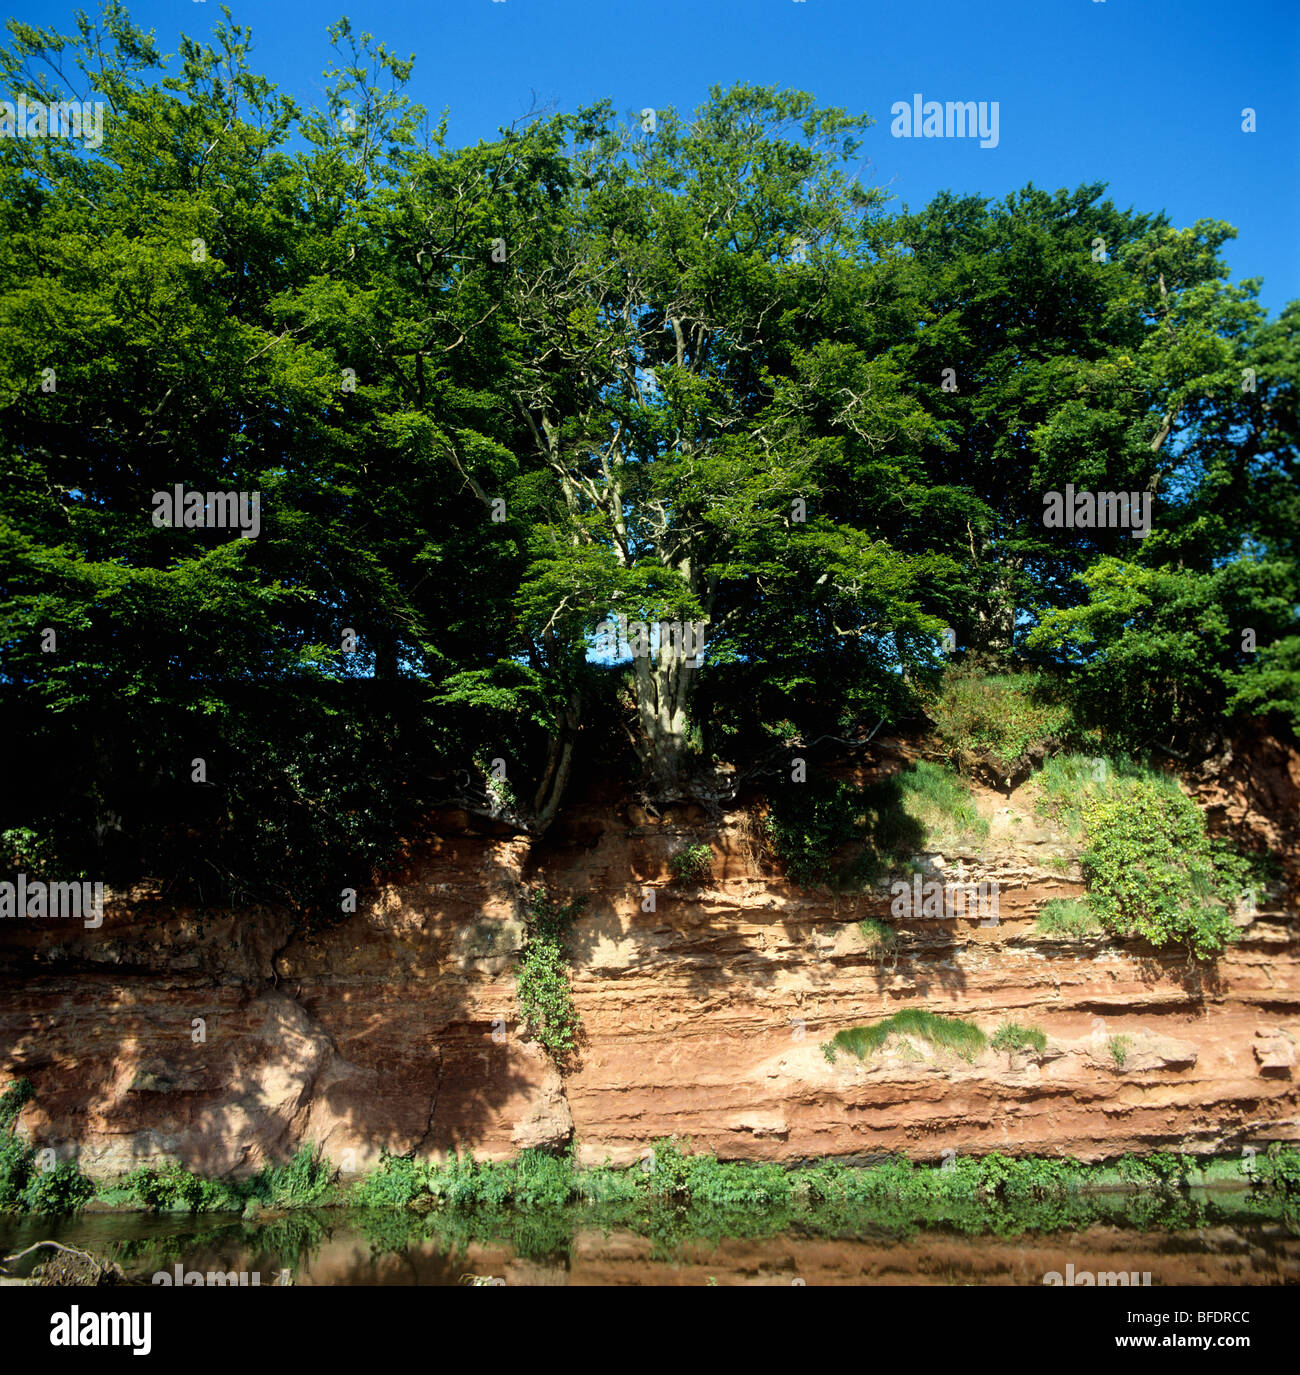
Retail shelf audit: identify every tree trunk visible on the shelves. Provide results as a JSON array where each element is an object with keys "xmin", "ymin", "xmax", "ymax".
[{"xmin": 631, "ymin": 623, "xmax": 702, "ymax": 796}]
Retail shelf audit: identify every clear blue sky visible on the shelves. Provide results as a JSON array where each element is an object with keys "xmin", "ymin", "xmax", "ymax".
[{"xmin": 11, "ymin": 0, "xmax": 1299, "ymax": 313}]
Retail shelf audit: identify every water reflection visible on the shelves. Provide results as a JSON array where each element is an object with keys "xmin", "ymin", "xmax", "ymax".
[{"xmin": 1, "ymin": 1193, "xmax": 1297, "ymax": 1286}]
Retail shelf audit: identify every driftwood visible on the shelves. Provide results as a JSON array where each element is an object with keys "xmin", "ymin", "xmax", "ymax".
[{"xmin": 1, "ymin": 1240, "xmax": 126, "ymax": 1286}]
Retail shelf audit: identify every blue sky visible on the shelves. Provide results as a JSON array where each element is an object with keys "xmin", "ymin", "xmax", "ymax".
[{"xmin": 10, "ymin": 0, "xmax": 1299, "ymax": 313}]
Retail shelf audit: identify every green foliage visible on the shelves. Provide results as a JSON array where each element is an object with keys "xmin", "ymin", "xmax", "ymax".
[
  {"xmin": 0, "ymin": 7, "xmax": 1291, "ymax": 905},
  {"xmin": 928, "ymin": 668, "xmax": 1073, "ymax": 773},
  {"xmin": 1117, "ymin": 1151, "xmax": 1193, "ymax": 1189},
  {"xmin": 1030, "ymin": 556, "xmax": 1300, "ymax": 753},
  {"xmin": 857, "ymin": 918, "xmax": 897, "ymax": 952},
  {"xmin": 351, "ymin": 1154, "xmax": 432, "ymax": 1209},
  {"xmin": 636, "ymin": 1138, "xmax": 794, "ymax": 1209},
  {"xmin": 763, "ymin": 778, "xmax": 865, "ymax": 887},
  {"xmin": 894, "ymin": 761, "xmax": 989, "ymax": 852},
  {"xmin": 122, "ymin": 1161, "xmax": 245, "ymax": 1213},
  {"xmin": 991, "ymin": 1023, "xmax": 1047, "ymax": 1056},
  {"xmin": 249, "ymin": 1145, "xmax": 336, "ymax": 1209},
  {"xmin": 1253, "ymin": 1145, "xmax": 1300, "ymax": 1195},
  {"xmin": 0, "ymin": 1131, "xmax": 34, "ymax": 1211},
  {"xmin": 830, "ymin": 1010, "xmax": 988, "ymax": 1063},
  {"xmin": 21, "ymin": 1160, "xmax": 96, "ymax": 1215},
  {"xmin": 353, "ymin": 1148, "xmax": 578, "ymax": 1212},
  {"xmin": 1033, "ymin": 752, "xmax": 1161, "ymax": 841},
  {"xmin": 763, "ymin": 761, "xmax": 985, "ymax": 890},
  {"xmin": 668, "ymin": 843, "xmax": 713, "ymax": 885},
  {"xmin": 0, "ymin": 1080, "xmax": 93, "ymax": 1214},
  {"xmin": 1081, "ymin": 778, "xmax": 1244, "ymax": 959},
  {"xmin": 1107, "ymin": 1035, "xmax": 1132, "ymax": 1068},
  {"xmin": 0, "ymin": 1078, "xmax": 34, "ymax": 1132},
  {"xmin": 516, "ymin": 888, "xmax": 586, "ymax": 1066},
  {"xmin": 1034, "ymin": 757, "xmax": 1258, "ymax": 960},
  {"xmin": 1035, "ymin": 897, "xmax": 1102, "ymax": 937},
  {"xmin": 119, "ymin": 1147, "xmax": 332, "ymax": 1213}
]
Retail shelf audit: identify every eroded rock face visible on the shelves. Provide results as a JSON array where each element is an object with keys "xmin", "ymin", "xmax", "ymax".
[{"xmin": 1, "ymin": 745, "xmax": 1297, "ymax": 1177}]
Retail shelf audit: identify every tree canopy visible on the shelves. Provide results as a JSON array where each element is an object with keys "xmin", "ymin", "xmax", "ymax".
[{"xmin": 1, "ymin": 6, "xmax": 1295, "ymax": 914}]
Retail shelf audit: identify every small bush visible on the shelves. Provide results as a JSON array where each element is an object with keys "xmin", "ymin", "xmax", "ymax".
[
  {"xmin": 1035, "ymin": 898, "xmax": 1102, "ymax": 937},
  {"xmin": 0, "ymin": 1078, "xmax": 34, "ymax": 1132},
  {"xmin": 1107, "ymin": 1035, "xmax": 1132, "ymax": 1068},
  {"xmin": 1034, "ymin": 753, "xmax": 1156, "ymax": 840},
  {"xmin": 0, "ymin": 1132, "xmax": 35, "ymax": 1211},
  {"xmin": 763, "ymin": 779, "xmax": 865, "ymax": 887},
  {"xmin": 1036, "ymin": 761, "xmax": 1254, "ymax": 961},
  {"xmin": 352, "ymin": 1153, "xmax": 431, "ymax": 1209},
  {"xmin": 517, "ymin": 887, "xmax": 586, "ymax": 1066},
  {"xmin": 928, "ymin": 668, "xmax": 1072, "ymax": 774},
  {"xmin": 1254, "ymin": 1145, "xmax": 1300, "ymax": 1195},
  {"xmin": 249, "ymin": 1145, "xmax": 335, "ymax": 1209},
  {"xmin": 1082, "ymin": 779, "xmax": 1243, "ymax": 960},
  {"xmin": 857, "ymin": 918, "xmax": 897, "ymax": 952},
  {"xmin": 22, "ymin": 1160, "xmax": 96, "ymax": 1215},
  {"xmin": 991, "ymin": 1022, "xmax": 1047, "ymax": 1056},
  {"xmin": 123, "ymin": 1161, "xmax": 243, "ymax": 1212},
  {"xmin": 669, "ymin": 843, "xmax": 712, "ymax": 884},
  {"xmin": 508, "ymin": 1149, "xmax": 575, "ymax": 1210}
]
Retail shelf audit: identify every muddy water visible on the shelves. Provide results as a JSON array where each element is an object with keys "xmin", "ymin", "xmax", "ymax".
[{"xmin": 2, "ymin": 1205, "xmax": 1297, "ymax": 1286}]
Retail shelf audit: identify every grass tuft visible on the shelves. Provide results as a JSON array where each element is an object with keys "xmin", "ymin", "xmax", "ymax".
[{"xmin": 830, "ymin": 1009, "xmax": 987, "ymax": 1063}]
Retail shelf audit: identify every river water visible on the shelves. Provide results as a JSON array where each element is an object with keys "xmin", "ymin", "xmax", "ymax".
[{"xmin": 2, "ymin": 1198, "xmax": 1297, "ymax": 1286}]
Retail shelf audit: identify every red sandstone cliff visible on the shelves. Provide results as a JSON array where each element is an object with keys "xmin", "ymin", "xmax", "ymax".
[{"xmin": 1, "ymin": 734, "xmax": 1297, "ymax": 1176}]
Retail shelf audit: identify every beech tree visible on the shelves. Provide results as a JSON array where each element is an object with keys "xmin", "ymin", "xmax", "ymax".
[{"xmin": 493, "ymin": 87, "xmax": 948, "ymax": 798}]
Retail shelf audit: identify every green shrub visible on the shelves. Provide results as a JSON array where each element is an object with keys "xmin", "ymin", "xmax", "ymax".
[
  {"xmin": 1254, "ymin": 1145, "xmax": 1300, "ymax": 1194},
  {"xmin": 0, "ymin": 1080, "xmax": 37, "ymax": 1212},
  {"xmin": 516, "ymin": 887, "xmax": 585, "ymax": 1065},
  {"xmin": 246, "ymin": 1145, "xmax": 335, "ymax": 1209},
  {"xmin": 1107, "ymin": 1035, "xmax": 1132, "ymax": 1068},
  {"xmin": 0, "ymin": 1132, "xmax": 34, "ymax": 1211},
  {"xmin": 830, "ymin": 1010, "xmax": 987, "ymax": 1063},
  {"xmin": 669, "ymin": 843, "xmax": 712, "ymax": 884},
  {"xmin": 1036, "ymin": 760, "xmax": 1257, "ymax": 961},
  {"xmin": 991, "ymin": 1023, "xmax": 1047, "ymax": 1056},
  {"xmin": 928, "ymin": 668, "xmax": 1072, "ymax": 773},
  {"xmin": 123, "ymin": 1160, "xmax": 246, "ymax": 1212},
  {"xmin": 22, "ymin": 1160, "xmax": 95, "ymax": 1214},
  {"xmin": 0, "ymin": 827, "xmax": 61, "ymax": 877},
  {"xmin": 508, "ymin": 1149, "xmax": 575, "ymax": 1210},
  {"xmin": 857, "ymin": 918, "xmax": 897, "ymax": 952},
  {"xmin": 1082, "ymin": 779, "xmax": 1244, "ymax": 960},
  {"xmin": 1033, "ymin": 753, "xmax": 1159, "ymax": 840},
  {"xmin": 0, "ymin": 1078, "xmax": 34, "ymax": 1132},
  {"xmin": 1035, "ymin": 897, "xmax": 1102, "ymax": 937},
  {"xmin": 353, "ymin": 1153, "xmax": 430, "ymax": 1208},
  {"xmin": 763, "ymin": 779, "xmax": 865, "ymax": 887},
  {"xmin": 1117, "ymin": 1151, "xmax": 1193, "ymax": 1189},
  {"xmin": 634, "ymin": 1138, "xmax": 792, "ymax": 1209}
]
